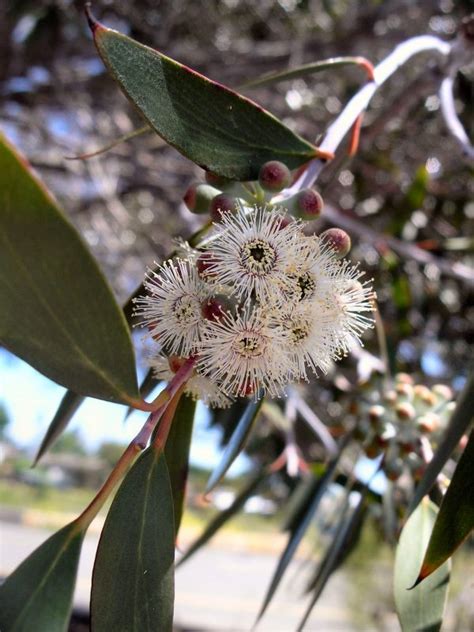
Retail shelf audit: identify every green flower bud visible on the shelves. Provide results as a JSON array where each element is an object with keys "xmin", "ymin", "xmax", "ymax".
[
  {"xmin": 406, "ymin": 452, "xmax": 424, "ymax": 474},
  {"xmin": 395, "ymin": 372, "xmax": 414, "ymax": 385},
  {"xmin": 395, "ymin": 382, "xmax": 414, "ymax": 401},
  {"xmin": 432, "ymin": 384, "xmax": 453, "ymax": 402},
  {"xmin": 417, "ymin": 412, "xmax": 440, "ymax": 434},
  {"xmin": 413, "ymin": 384, "xmax": 435, "ymax": 407},
  {"xmin": 368, "ymin": 404, "xmax": 385, "ymax": 426},
  {"xmin": 385, "ymin": 457, "xmax": 404, "ymax": 481},
  {"xmin": 183, "ymin": 183, "xmax": 221, "ymax": 213},
  {"xmin": 384, "ymin": 389, "xmax": 397, "ymax": 406}
]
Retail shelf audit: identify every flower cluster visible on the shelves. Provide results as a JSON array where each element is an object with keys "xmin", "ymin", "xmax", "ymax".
[
  {"xmin": 355, "ymin": 373, "xmax": 455, "ymax": 481},
  {"xmin": 134, "ymin": 204, "xmax": 375, "ymax": 407}
]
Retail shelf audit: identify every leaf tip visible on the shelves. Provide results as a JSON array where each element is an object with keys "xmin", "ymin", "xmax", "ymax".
[
  {"xmin": 314, "ymin": 147, "xmax": 335, "ymax": 161},
  {"xmin": 85, "ymin": 3, "xmax": 104, "ymax": 35},
  {"xmin": 408, "ymin": 569, "xmax": 429, "ymax": 590}
]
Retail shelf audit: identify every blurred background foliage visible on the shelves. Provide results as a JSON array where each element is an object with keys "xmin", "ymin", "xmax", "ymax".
[
  {"xmin": 0, "ymin": 1, "xmax": 473, "ymax": 629},
  {"xmin": 1, "ymin": 0, "xmax": 472, "ymax": 381}
]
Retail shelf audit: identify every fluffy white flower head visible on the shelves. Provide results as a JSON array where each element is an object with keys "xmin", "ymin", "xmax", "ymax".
[
  {"xmin": 135, "ymin": 202, "xmax": 375, "ymax": 406},
  {"xmin": 133, "ymin": 259, "xmax": 207, "ymax": 356},
  {"xmin": 198, "ymin": 303, "xmax": 292, "ymax": 398},
  {"xmin": 204, "ymin": 205, "xmax": 302, "ymax": 301},
  {"xmin": 276, "ymin": 302, "xmax": 335, "ymax": 380}
]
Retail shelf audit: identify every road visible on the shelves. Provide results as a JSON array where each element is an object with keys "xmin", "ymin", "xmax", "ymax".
[{"xmin": 0, "ymin": 520, "xmax": 373, "ymax": 631}]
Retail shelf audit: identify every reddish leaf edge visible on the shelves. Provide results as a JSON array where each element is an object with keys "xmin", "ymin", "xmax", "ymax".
[{"xmin": 84, "ymin": 4, "xmax": 334, "ymax": 166}]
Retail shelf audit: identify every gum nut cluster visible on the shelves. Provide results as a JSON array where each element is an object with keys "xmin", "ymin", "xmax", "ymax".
[
  {"xmin": 133, "ymin": 199, "xmax": 375, "ymax": 408},
  {"xmin": 355, "ymin": 373, "xmax": 455, "ymax": 481}
]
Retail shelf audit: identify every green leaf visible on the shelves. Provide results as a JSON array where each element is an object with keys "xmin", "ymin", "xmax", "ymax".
[
  {"xmin": 394, "ymin": 499, "xmax": 450, "ymax": 632},
  {"xmin": 34, "ymin": 390, "xmax": 85, "ymax": 465},
  {"xmin": 0, "ymin": 132, "xmax": 140, "ymax": 405},
  {"xmin": 87, "ymin": 10, "xmax": 325, "ymax": 181},
  {"xmin": 164, "ymin": 394, "xmax": 196, "ymax": 535},
  {"xmin": 177, "ymin": 469, "xmax": 268, "ymax": 567},
  {"xmin": 205, "ymin": 398, "xmax": 263, "ymax": 494},
  {"xmin": 298, "ymin": 492, "xmax": 367, "ymax": 631},
  {"xmin": 0, "ymin": 521, "xmax": 85, "ymax": 632},
  {"xmin": 410, "ymin": 373, "xmax": 474, "ymax": 513},
  {"xmin": 281, "ymin": 475, "xmax": 324, "ymax": 534},
  {"xmin": 255, "ymin": 438, "xmax": 348, "ymax": 626},
  {"xmin": 65, "ymin": 124, "xmax": 152, "ymax": 160},
  {"xmin": 416, "ymin": 428, "xmax": 474, "ymax": 583},
  {"xmin": 241, "ymin": 56, "xmax": 373, "ymax": 89},
  {"xmin": 91, "ymin": 448, "xmax": 175, "ymax": 632}
]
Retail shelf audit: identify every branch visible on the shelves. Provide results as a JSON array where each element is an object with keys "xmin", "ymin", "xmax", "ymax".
[
  {"xmin": 439, "ymin": 75, "xmax": 474, "ymax": 160},
  {"xmin": 281, "ymin": 35, "xmax": 452, "ymax": 195},
  {"xmin": 322, "ymin": 203, "xmax": 474, "ymax": 284},
  {"xmin": 76, "ymin": 357, "xmax": 196, "ymax": 527},
  {"xmin": 289, "ymin": 388, "xmax": 338, "ymax": 458}
]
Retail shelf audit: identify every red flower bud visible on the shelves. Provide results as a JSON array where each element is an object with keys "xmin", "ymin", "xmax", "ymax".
[
  {"xmin": 258, "ymin": 160, "xmax": 291, "ymax": 192},
  {"xmin": 320, "ymin": 228, "xmax": 351, "ymax": 258},
  {"xmin": 296, "ymin": 189, "xmax": 324, "ymax": 219},
  {"xmin": 210, "ymin": 193, "xmax": 236, "ymax": 222}
]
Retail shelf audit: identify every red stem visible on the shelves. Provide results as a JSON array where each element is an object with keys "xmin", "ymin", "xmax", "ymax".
[{"xmin": 75, "ymin": 357, "xmax": 196, "ymax": 528}]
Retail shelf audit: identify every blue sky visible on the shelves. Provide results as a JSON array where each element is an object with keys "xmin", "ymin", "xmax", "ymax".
[{"xmin": 0, "ymin": 348, "xmax": 250, "ymax": 475}]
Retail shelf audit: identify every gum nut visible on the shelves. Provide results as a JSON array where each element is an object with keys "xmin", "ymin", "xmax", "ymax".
[
  {"xmin": 395, "ymin": 402, "xmax": 416, "ymax": 421},
  {"xmin": 395, "ymin": 372, "xmax": 414, "ymax": 385}
]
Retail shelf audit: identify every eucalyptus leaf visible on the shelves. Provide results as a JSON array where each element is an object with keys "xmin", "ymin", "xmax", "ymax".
[
  {"xmin": 416, "ymin": 427, "xmax": 474, "ymax": 583},
  {"xmin": 34, "ymin": 390, "xmax": 85, "ymax": 465},
  {"xmin": 0, "ymin": 132, "xmax": 140, "ymax": 405},
  {"xmin": 91, "ymin": 448, "xmax": 175, "ymax": 632},
  {"xmin": 177, "ymin": 469, "xmax": 267, "ymax": 567},
  {"xmin": 205, "ymin": 398, "xmax": 263, "ymax": 494},
  {"xmin": 242, "ymin": 56, "xmax": 373, "ymax": 89},
  {"xmin": 410, "ymin": 372, "xmax": 474, "ymax": 513},
  {"xmin": 164, "ymin": 394, "xmax": 196, "ymax": 535},
  {"xmin": 394, "ymin": 499, "xmax": 450, "ymax": 632},
  {"xmin": 87, "ymin": 9, "xmax": 327, "ymax": 181},
  {"xmin": 255, "ymin": 437, "xmax": 349, "ymax": 626},
  {"xmin": 0, "ymin": 521, "xmax": 85, "ymax": 632},
  {"xmin": 298, "ymin": 492, "xmax": 367, "ymax": 631}
]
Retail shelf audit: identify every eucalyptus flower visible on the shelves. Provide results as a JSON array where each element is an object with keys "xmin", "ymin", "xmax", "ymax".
[{"xmin": 133, "ymin": 259, "xmax": 208, "ymax": 356}]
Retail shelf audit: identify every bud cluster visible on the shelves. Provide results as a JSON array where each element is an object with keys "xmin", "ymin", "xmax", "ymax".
[
  {"xmin": 134, "ymin": 162, "xmax": 375, "ymax": 407},
  {"xmin": 183, "ymin": 160, "xmax": 326, "ymax": 225},
  {"xmin": 355, "ymin": 373, "xmax": 455, "ymax": 481}
]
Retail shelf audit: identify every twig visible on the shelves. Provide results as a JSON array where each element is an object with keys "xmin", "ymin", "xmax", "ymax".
[
  {"xmin": 322, "ymin": 203, "xmax": 474, "ymax": 284},
  {"xmin": 75, "ymin": 357, "xmax": 196, "ymax": 528},
  {"xmin": 280, "ymin": 35, "xmax": 452, "ymax": 195},
  {"xmin": 439, "ymin": 75, "xmax": 474, "ymax": 160},
  {"xmin": 289, "ymin": 387, "xmax": 338, "ymax": 457}
]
